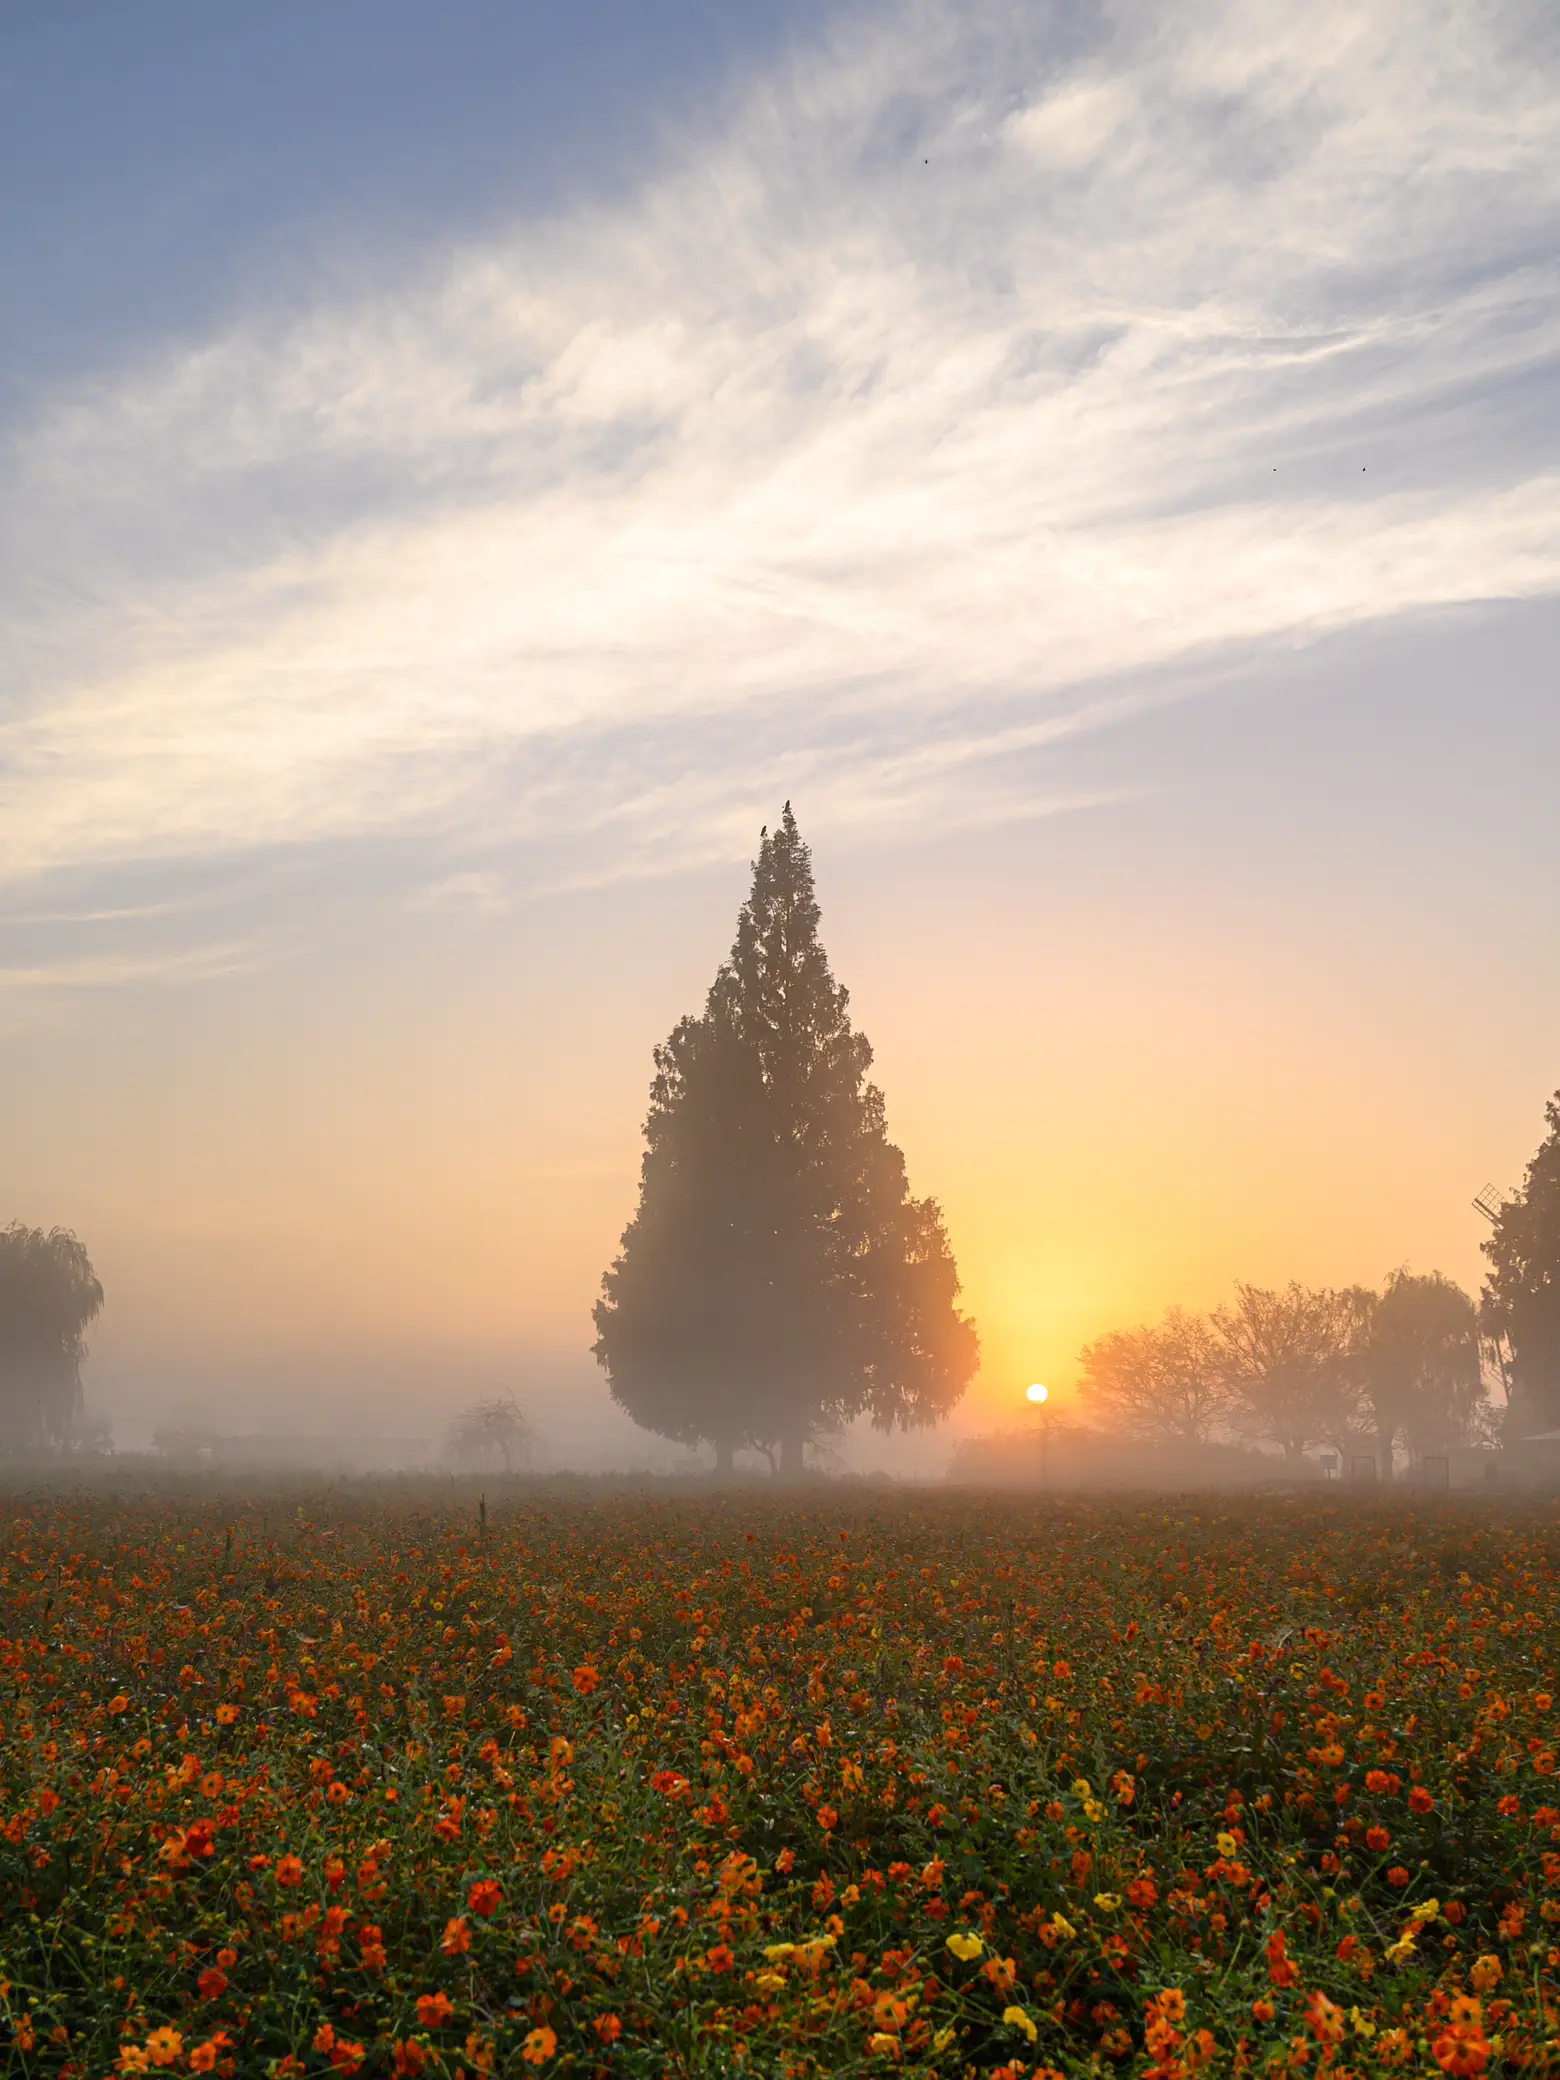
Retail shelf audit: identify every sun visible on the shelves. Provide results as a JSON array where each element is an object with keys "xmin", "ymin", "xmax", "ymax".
[{"xmin": 1026, "ymin": 1382, "xmax": 1049, "ymax": 1405}]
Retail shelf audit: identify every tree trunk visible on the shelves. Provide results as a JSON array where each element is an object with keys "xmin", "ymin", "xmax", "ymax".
[
  {"xmin": 712, "ymin": 1439, "xmax": 735, "ymax": 1478},
  {"xmin": 779, "ymin": 1431, "xmax": 806, "ymax": 1479}
]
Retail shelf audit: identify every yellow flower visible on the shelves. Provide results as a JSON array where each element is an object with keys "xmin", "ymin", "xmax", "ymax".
[
  {"xmin": 1051, "ymin": 1913, "xmax": 1076, "ymax": 1939},
  {"xmin": 1216, "ymin": 1831, "xmax": 1238, "ymax": 1857},
  {"xmin": 933, "ymin": 2026, "xmax": 957, "ymax": 2052},
  {"xmin": 867, "ymin": 2033, "xmax": 902, "ymax": 2058},
  {"xmin": 1093, "ymin": 1893, "xmax": 1121, "ymax": 1912},
  {"xmin": 764, "ymin": 1942, "xmax": 797, "ymax": 1961},
  {"xmin": 1003, "ymin": 2006, "xmax": 1039, "ymax": 2043},
  {"xmin": 755, "ymin": 1971, "xmax": 787, "ymax": 1992},
  {"xmin": 945, "ymin": 1931, "xmax": 984, "ymax": 1961},
  {"xmin": 1072, "ymin": 1778, "xmax": 1093, "ymax": 1798},
  {"xmin": 1349, "ymin": 2007, "xmax": 1377, "ymax": 2039}
]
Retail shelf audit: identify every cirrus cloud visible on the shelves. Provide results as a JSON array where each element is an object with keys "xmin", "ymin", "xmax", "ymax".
[{"xmin": 2, "ymin": 0, "xmax": 1558, "ymax": 900}]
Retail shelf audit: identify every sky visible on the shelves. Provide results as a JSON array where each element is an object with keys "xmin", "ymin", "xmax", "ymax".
[{"xmin": 2, "ymin": 0, "xmax": 1558, "ymax": 1468}]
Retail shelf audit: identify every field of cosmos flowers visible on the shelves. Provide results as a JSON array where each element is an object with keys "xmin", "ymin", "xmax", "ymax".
[{"xmin": 2, "ymin": 1484, "xmax": 1558, "ymax": 2079}]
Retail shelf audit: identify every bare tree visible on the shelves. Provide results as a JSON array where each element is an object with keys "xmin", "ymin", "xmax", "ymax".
[
  {"xmin": 1077, "ymin": 1307, "xmax": 1229, "ymax": 1444},
  {"xmin": 1213, "ymin": 1282, "xmax": 1367, "ymax": 1465},
  {"xmin": 445, "ymin": 1393, "xmax": 536, "ymax": 1473}
]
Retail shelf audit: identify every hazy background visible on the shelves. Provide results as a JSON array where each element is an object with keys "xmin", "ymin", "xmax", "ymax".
[{"xmin": 2, "ymin": 0, "xmax": 1558, "ymax": 1466}]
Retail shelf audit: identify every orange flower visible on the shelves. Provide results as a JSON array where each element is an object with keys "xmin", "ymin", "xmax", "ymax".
[
  {"xmin": 275, "ymin": 1854, "xmax": 305, "ymax": 1888},
  {"xmin": 572, "ymin": 1665, "xmax": 600, "ymax": 1695},
  {"xmin": 189, "ymin": 2043, "xmax": 220, "ymax": 2073},
  {"xmin": 215, "ymin": 1702, "xmax": 240, "ymax": 1725},
  {"xmin": 416, "ymin": 1992, "xmax": 454, "ymax": 2028},
  {"xmin": 146, "ymin": 2028, "xmax": 184, "ymax": 2069},
  {"xmin": 442, "ymin": 1916, "xmax": 472, "ymax": 1955},
  {"xmin": 391, "ymin": 2042, "xmax": 428, "ymax": 2076},
  {"xmin": 1409, "ymin": 1785, "xmax": 1434, "ymax": 1813},
  {"xmin": 595, "ymin": 2014, "xmax": 624, "ymax": 2043},
  {"xmin": 1365, "ymin": 1826, "xmax": 1390, "ymax": 1852},
  {"xmin": 1433, "ymin": 2019, "xmax": 1491, "ymax": 2077},
  {"xmin": 522, "ymin": 2026, "xmax": 557, "ymax": 2065},
  {"xmin": 1265, "ymin": 1930, "xmax": 1299, "ymax": 1989},
  {"xmin": 197, "ymin": 1967, "xmax": 228, "ymax": 2000},
  {"xmin": 469, "ymin": 1878, "xmax": 503, "ymax": 1918},
  {"xmin": 1305, "ymin": 1992, "xmax": 1344, "ymax": 2044},
  {"xmin": 107, "ymin": 1694, "xmax": 130, "ymax": 1716}
]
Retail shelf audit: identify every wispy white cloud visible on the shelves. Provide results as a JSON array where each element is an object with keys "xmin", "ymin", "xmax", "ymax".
[
  {"xmin": 0, "ymin": 943, "xmax": 253, "ymax": 994},
  {"xmin": 2, "ymin": 0, "xmax": 1557, "ymax": 898}
]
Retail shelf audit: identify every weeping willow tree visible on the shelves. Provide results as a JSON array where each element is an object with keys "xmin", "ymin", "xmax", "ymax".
[{"xmin": 0, "ymin": 1224, "xmax": 104, "ymax": 1454}]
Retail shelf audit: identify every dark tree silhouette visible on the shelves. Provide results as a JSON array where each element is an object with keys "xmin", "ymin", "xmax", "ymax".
[
  {"xmin": 1483, "ymin": 1090, "xmax": 1560, "ymax": 1438},
  {"xmin": 1357, "ymin": 1268, "xmax": 1485, "ymax": 1471},
  {"xmin": 0, "ymin": 1224, "xmax": 104, "ymax": 1454},
  {"xmin": 594, "ymin": 806, "xmax": 977, "ymax": 1474},
  {"xmin": 1212, "ymin": 1281, "xmax": 1367, "ymax": 1464}
]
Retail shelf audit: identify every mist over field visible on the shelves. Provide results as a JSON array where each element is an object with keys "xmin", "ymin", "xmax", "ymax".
[{"xmin": 8, "ymin": 15, "xmax": 1560, "ymax": 2072}]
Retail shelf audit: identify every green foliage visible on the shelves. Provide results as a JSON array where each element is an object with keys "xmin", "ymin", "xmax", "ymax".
[
  {"xmin": 594, "ymin": 807, "xmax": 976, "ymax": 1466},
  {"xmin": 0, "ymin": 1224, "xmax": 103, "ymax": 1455},
  {"xmin": 1482, "ymin": 1091, "xmax": 1560, "ymax": 1436},
  {"xmin": 2, "ymin": 1486, "xmax": 1559, "ymax": 2077}
]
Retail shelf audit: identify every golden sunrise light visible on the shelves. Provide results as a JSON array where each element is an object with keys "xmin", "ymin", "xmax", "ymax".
[{"xmin": 6, "ymin": 8, "xmax": 1560, "ymax": 2065}]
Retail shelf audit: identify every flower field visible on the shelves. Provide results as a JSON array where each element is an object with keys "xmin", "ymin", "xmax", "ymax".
[{"xmin": 2, "ymin": 1485, "xmax": 1558, "ymax": 2078}]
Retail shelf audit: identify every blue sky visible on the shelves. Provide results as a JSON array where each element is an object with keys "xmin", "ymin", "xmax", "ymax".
[
  {"xmin": 1, "ymin": 0, "xmax": 1558, "ymax": 1461},
  {"xmin": 0, "ymin": 2, "xmax": 839, "ymax": 406}
]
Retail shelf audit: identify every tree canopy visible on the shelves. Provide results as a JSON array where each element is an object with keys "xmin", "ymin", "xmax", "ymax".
[
  {"xmin": 1077, "ymin": 1307, "xmax": 1228, "ymax": 1444},
  {"xmin": 594, "ymin": 806, "xmax": 977, "ymax": 1472},
  {"xmin": 1358, "ymin": 1268, "xmax": 1484, "ymax": 1464},
  {"xmin": 0, "ymin": 1223, "xmax": 103, "ymax": 1454},
  {"xmin": 1076, "ymin": 1271, "xmax": 1488, "ymax": 1474},
  {"xmin": 1482, "ymin": 1089, "xmax": 1560, "ymax": 1437}
]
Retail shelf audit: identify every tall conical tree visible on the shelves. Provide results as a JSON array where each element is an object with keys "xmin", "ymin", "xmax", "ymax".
[{"xmin": 594, "ymin": 806, "xmax": 977, "ymax": 1473}]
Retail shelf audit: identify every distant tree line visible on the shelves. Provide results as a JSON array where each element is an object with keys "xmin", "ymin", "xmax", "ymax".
[
  {"xmin": 1076, "ymin": 1270, "xmax": 1490, "ymax": 1471},
  {"xmin": 1075, "ymin": 1091, "xmax": 1560, "ymax": 1470}
]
